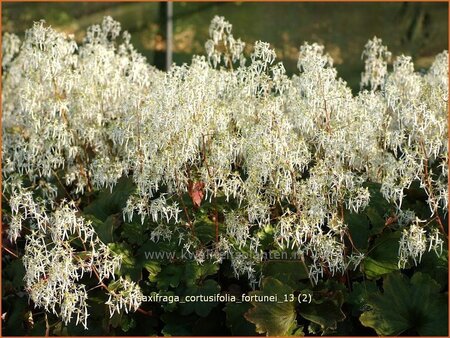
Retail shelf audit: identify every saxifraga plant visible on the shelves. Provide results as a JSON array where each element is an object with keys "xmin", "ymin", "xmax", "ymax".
[{"xmin": 2, "ymin": 16, "xmax": 447, "ymax": 331}]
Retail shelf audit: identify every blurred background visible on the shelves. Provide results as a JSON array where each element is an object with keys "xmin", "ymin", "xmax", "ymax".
[{"xmin": 2, "ymin": 2, "xmax": 448, "ymax": 91}]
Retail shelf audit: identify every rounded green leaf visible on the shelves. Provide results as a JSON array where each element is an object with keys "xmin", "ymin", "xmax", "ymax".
[
  {"xmin": 224, "ymin": 302, "xmax": 258, "ymax": 336},
  {"xmin": 360, "ymin": 272, "xmax": 448, "ymax": 336},
  {"xmin": 244, "ymin": 277, "xmax": 297, "ymax": 336},
  {"xmin": 363, "ymin": 231, "xmax": 400, "ymax": 278}
]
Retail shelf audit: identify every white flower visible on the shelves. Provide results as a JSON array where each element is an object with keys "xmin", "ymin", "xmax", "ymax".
[{"xmin": 398, "ymin": 218, "xmax": 428, "ymax": 268}]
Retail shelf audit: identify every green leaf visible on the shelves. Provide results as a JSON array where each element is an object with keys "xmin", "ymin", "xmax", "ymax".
[
  {"xmin": 244, "ymin": 277, "xmax": 296, "ymax": 336},
  {"xmin": 3, "ymin": 258, "xmax": 25, "ymax": 288},
  {"xmin": 224, "ymin": 302, "xmax": 258, "ymax": 336},
  {"xmin": 120, "ymin": 315, "xmax": 136, "ymax": 332},
  {"xmin": 299, "ymin": 291, "xmax": 346, "ymax": 330},
  {"xmin": 194, "ymin": 213, "xmax": 216, "ymax": 244},
  {"xmin": 360, "ymin": 272, "xmax": 448, "ymax": 336},
  {"xmin": 156, "ymin": 264, "xmax": 185, "ymax": 290},
  {"xmin": 137, "ymin": 239, "xmax": 179, "ymax": 265},
  {"xmin": 121, "ymin": 220, "xmax": 145, "ymax": 245},
  {"xmin": 363, "ymin": 231, "xmax": 400, "ymax": 278},
  {"xmin": 83, "ymin": 214, "xmax": 116, "ymax": 244},
  {"xmin": 161, "ymin": 311, "xmax": 196, "ymax": 336},
  {"xmin": 255, "ymin": 224, "xmax": 275, "ymax": 248},
  {"xmin": 292, "ymin": 326, "xmax": 305, "ymax": 336},
  {"xmin": 347, "ymin": 280, "xmax": 378, "ymax": 315},
  {"xmin": 345, "ymin": 211, "xmax": 370, "ymax": 249},
  {"xmin": 363, "ymin": 182, "xmax": 388, "ymax": 205},
  {"xmin": 108, "ymin": 312, "xmax": 123, "ymax": 329},
  {"xmin": 84, "ymin": 177, "xmax": 135, "ymax": 221},
  {"xmin": 179, "ymin": 279, "xmax": 221, "ymax": 317},
  {"xmin": 415, "ymin": 246, "xmax": 448, "ymax": 290},
  {"xmin": 262, "ymin": 261, "xmax": 309, "ymax": 289},
  {"xmin": 364, "ymin": 182, "xmax": 391, "ymax": 235},
  {"xmin": 108, "ymin": 242, "xmax": 142, "ymax": 281},
  {"xmin": 366, "ymin": 207, "xmax": 385, "ymax": 235},
  {"xmin": 346, "ymin": 183, "xmax": 392, "ymax": 248},
  {"xmin": 184, "ymin": 261, "xmax": 219, "ymax": 286},
  {"xmin": 158, "ymin": 290, "xmax": 178, "ymax": 312},
  {"xmin": 143, "ymin": 260, "xmax": 161, "ymax": 281}
]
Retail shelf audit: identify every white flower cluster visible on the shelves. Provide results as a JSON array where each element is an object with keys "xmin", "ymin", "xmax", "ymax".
[
  {"xmin": 2, "ymin": 16, "xmax": 448, "ymax": 319},
  {"xmin": 105, "ymin": 277, "xmax": 143, "ymax": 318},
  {"xmin": 360, "ymin": 36, "xmax": 392, "ymax": 90},
  {"xmin": 398, "ymin": 218, "xmax": 444, "ymax": 268},
  {"xmin": 6, "ymin": 177, "xmax": 48, "ymax": 242},
  {"xmin": 4, "ymin": 178, "xmax": 140, "ymax": 329},
  {"xmin": 123, "ymin": 193, "xmax": 181, "ymax": 225},
  {"xmin": 205, "ymin": 16, "xmax": 246, "ymax": 68}
]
